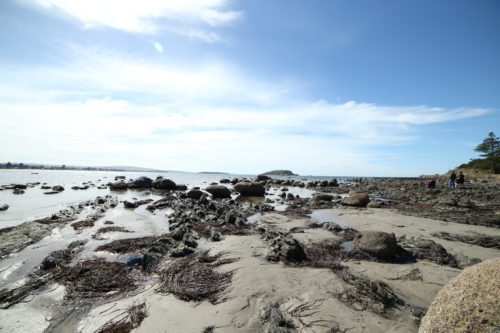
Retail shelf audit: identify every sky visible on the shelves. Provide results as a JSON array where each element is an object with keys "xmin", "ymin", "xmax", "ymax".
[{"xmin": 0, "ymin": 0, "xmax": 499, "ymax": 176}]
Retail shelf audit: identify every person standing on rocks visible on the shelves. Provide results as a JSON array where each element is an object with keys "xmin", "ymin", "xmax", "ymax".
[
  {"xmin": 448, "ymin": 171, "xmax": 457, "ymax": 189},
  {"xmin": 456, "ymin": 171, "xmax": 465, "ymax": 187}
]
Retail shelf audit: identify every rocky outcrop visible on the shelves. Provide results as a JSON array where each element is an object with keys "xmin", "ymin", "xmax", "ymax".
[
  {"xmin": 153, "ymin": 178, "xmax": 177, "ymax": 190},
  {"xmin": 205, "ymin": 185, "xmax": 231, "ymax": 199},
  {"xmin": 234, "ymin": 181, "xmax": 265, "ymax": 197},
  {"xmin": 261, "ymin": 170, "xmax": 297, "ymax": 176},
  {"xmin": 128, "ymin": 177, "xmax": 153, "ymax": 189},
  {"xmin": 109, "ymin": 181, "xmax": 128, "ymax": 190},
  {"xmin": 419, "ymin": 258, "xmax": 500, "ymax": 333},
  {"xmin": 353, "ymin": 231, "xmax": 397, "ymax": 259},
  {"xmin": 341, "ymin": 193, "xmax": 370, "ymax": 207}
]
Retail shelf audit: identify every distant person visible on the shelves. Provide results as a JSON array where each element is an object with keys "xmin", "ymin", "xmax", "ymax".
[
  {"xmin": 448, "ymin": 171, "xmax": 457, "ymax": 188},
  {"xmin": 456, "ymin": 171, "xmax": 465, "ymax": 186}
]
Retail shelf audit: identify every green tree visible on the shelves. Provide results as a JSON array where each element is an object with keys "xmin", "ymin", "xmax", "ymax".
[{"xmin": 474, "ymin": 132, "xmax": 500, "ymax": 172}]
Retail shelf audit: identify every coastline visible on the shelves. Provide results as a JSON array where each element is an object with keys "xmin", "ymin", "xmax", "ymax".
[{"xmin": 0, "ymin": 171, "xmax": 499, "ymax": 332}]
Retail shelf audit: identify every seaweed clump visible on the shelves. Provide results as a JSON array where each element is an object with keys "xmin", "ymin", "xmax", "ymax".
[{"xmin": 158, "ymin": 251, "xmax": 237, "ymax": 303}]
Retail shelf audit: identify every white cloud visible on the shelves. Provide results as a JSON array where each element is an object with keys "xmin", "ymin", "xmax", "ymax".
[
  {"xmin": 19, "ymin": 0, "xmax": 241, "ymax": 41},
  {"xmin": 0, "ymin": 46, "xmax": 490, "ymax": 175}
]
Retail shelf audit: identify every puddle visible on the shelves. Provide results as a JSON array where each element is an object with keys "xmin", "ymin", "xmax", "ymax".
[{"xmin": 309, "ymin": 209, "xmax": 349, "ymax": 228}]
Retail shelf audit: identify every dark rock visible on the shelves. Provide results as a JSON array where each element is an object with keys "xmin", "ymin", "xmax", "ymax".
[
  {"xmin": 399, "ymin": 236, "xmax": 458, "ymax": 267},
  {"xmin": 13, "ymin": 184, "xmax": 27, "ymax": 189},
  {"xmin": 0, "ymin": 204, "xmax": 9, "ymax": 211},
  {"xmin": 109, "ymin": 181, "xmax": 128, "ymax": 190},
  {"xmin": 142, "ymin": 251, "xmax": 162, "ymax": 270},
  {"xmin": 255, "ymin": 174, "xmax": 271, "ymax": 182},
  {"xmin": 341, "ymin": 193, "xmax": 370, "ymax": 207},
  {"xmin": 128, "ymin": 177, "xmax": 153, "ymax": 189},
  {"xmin": 210, "ymin": 229, "xmax": 221, "ymax": 242},
  {"xmin": 353, "ymin": 231, "xmax": 397, "ymax": 259},
  {"xmin": 313, "ymin": 193, "xmax": 334, "ymax": 202},
  {"xmin": 169, "ymin": 245, "xmax": 195, "ymax": 257},
  {"xmin": 153, "ymin": 178, "xmax": 177, "ymax": 190},
  {"xmin": 52, "ymin": 185, "xmax": 65, "ymax": 192},
  {"xmin": 219, "ymin": 178, "xmax": 230, "ymax": 184},
  {"xmin": 13, "ymin": 188, "xmax": 25, "ymax": 195},
  {"xmin": 126, "ymin": 253, "xmax": 143, "ymax": 266},
  {"xmin": 183, "ymin": 234, "xmax": 198, "ymax": 248},
  {"xmin": 234, "ymin": 182, "xmax": 265, "ymax": 197},
  {"xmin": 205, "ymin": 185, "xmax": 231, "ymax": 199},
  {"xmin": 176, "ymin": 184, "xmax": 187, "ymax": 191},
  {"xmin": 40, "ymin": 185, "xmax": 51, "ymax": 189},
  {"xmin": 187, "ymin": 189, "xmax": 204, "ymax": 200},
  {"xmin": 266, "ymin": 235, "xmax": 308, "ymax": 263}
]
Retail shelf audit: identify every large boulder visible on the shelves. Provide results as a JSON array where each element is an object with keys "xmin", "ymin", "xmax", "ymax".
[
  {"xmin": 186, "ymin": 189, "xmax": 204, "ymax": 200},
  {"xmin": 234, "ymin": 181, "xmax": 265, "ymax": 197},
  {"xmin": 153, "ymin": 178, "xmax": 177, "ymax": 190},
  {"xmin": 255, "ymin": 174, "xmax": 271, "ymax": 182},
  {"xmin": 205, "ymin": 185, "xmax": 231, "ymax": 199},
  {"xmin": 353, "ymin": 231, "xmax": 397, "ymax": 259},
  {"xmin": 128, "ymin": 177, "xmax": 153, "ymax": 189},
  {"xmin": 341, "ymin": 193, "xmax": 370, "ymax": 207},
  {"xmin": 419, "ymin": 258, "xmax": 500, "ymax": 333},
  {"xmin": 109, "ymin": 181, "xmax": 128, "ymax": 190}
]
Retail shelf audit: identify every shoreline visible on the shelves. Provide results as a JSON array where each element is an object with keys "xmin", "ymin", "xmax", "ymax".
[{"xmin": 0, "ymin": 173, "xmax": 499, "ymax": 332}]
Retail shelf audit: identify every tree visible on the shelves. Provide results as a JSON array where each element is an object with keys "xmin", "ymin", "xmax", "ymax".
[{"xmin": 474, "ymin": 132, "xmax": 500, "ymax": 172}]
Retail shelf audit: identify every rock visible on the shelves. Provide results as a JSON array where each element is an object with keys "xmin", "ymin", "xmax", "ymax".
[
  {"xmin": 400, "ymin": 237, "xmax": 458, "ymax": 267},
  {"xmin": 367, "ymin": 200, "xmax": 385, "ymax": 208},
  {"xmin": 219, "ymin": 178, "xmax": 231, "ymax": 184},
  {"xmin": 266, "ymin": 235, "xmax": 308, "ymax": 263},
  {"xmin": 187, "ymin": 189, "xmax": 204, "ymax": 200},
  {"xmin": 109, "ymin": 181, "xmax": 128, "ymax": 190},
  {"xmin": 123, "ymin": 201, "xmax": 137, "ymax": 209},
  {"xmin": 169, "ymin": 244, "xmax": 195, "ymax": 257},
  {"xmin": 176, "ymin": 184, "xmax": 187, "ymax": 191},
  {"xmin": 419, "ymin": 258, "xmax": 500, "ymax": 333},
  {"xmin": 328, "ymin": 179, "xmax": 339, "ymax": 187},
  {"xmin": 205, "ymin": 185, "xmax": 231, "ymax": 199},
  {"xmin": 128, "ymin": 177, "xmax": 153, "ymax": 189},
  {"xmin": 353, "ymin": 231, "xmax": 397, "ymax": 259},
  {"xmin": 13, "ymin": 184, "xmax": 27, "ymax": 189},
  {"xmin": 255, "ymin": 174, "xmax": 271, "ymax": 182},
  {"xmin": 234, "ymin": 181, "xmax": 266, "ymax": 196},
  {"xmin": 142, "ymin": 251, "xmax": 162, "ymax": 270},
  {"xmin": 52, "ymin": 185, "xmax": 64, "ymax": 192},
  {"xmin": 313, "ymin": 193, "xmax": 334, "ymax": 202},
  {"xmin": 210, "ymin": 229, "xmax": 221, "ymax": 242},
  {"xmin": 13, "ymin": 188, "xmax": 25, "ymax": 195},
  {"xmin": 341, "ymin": 193, "xmax": 370, "ymax": 207},
  {"xmin": 230, "ymin": 178, "xmax": 239, "ymax": 185},
  {"xmin": 40, "ymin": 185, "xmax": 51, "ymax": 189},
  {"xmin": 153, "ymin": 178, "xmax": 177, "ymax": 190},
  {"xmin": 0, "ymin": 204, "xmax": 8, "ymax": 211}
]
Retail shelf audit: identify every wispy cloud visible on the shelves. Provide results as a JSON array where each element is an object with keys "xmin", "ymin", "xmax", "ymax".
[
  {"xmin": 0, "ymin": 45, "xmax": 490, "ymax": 175},
  {"xmin": 18, "ymin": 0, "xmax": 241, "ymax": 42}
]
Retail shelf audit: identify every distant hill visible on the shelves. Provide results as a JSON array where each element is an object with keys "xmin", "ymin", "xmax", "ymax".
[
  {"xmin": 458, "ymin": 157, "xmax": 500, "ymax": 174},
  {"xmin": 0, "ymin": 162, "xmax": 167, "ymax": 173},
  {"xmin": 261, "ymin": 170, "xmax": 298, "ymax": 176},
  {"xmin": 198, "ymin": 171, "xmax": 229, "ymax": 174}
]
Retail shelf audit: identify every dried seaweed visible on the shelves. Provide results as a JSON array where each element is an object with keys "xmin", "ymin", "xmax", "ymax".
[
  {"xmin": 158, "ymin": 251, "xmax": 236, "ymax": 303},
  {"xmin": 96, "ymin": 302, "xmax": 148, "ymax": 333},
  {"xmin": 388, "ymin": 267, "xmax": 423, "ymax": 281},
  {"xmin": 92, "ymin": 226, "xmax": 132, "ymax": 239},
  {"xmin": 52, "ymin": 258, "xmax": 136, "ymax": 299},
  {"xmin": 96, "ymin": 236, "xmax": 165, "ymax": 254},
  {"xmin": 335, "ymin": 268, "xmax": 402, "ymax": 315}
]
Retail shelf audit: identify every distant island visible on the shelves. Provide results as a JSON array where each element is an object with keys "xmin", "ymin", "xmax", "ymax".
[
  {"xmin": 261, "ymin": 170, "xmax": 298, "ymax": 176},
  {"xmin": 0, "ymin": 162, "xmax": 166, "ymax": 173},
  {"xmin": 198, "ymin": 171, "xmax": 229, "ymax": 174}
]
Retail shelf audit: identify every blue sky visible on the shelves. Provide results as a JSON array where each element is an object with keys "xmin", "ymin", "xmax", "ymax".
[{"xmin": 0, "ymin": 0, "xmax": 499, "ymax": 176}]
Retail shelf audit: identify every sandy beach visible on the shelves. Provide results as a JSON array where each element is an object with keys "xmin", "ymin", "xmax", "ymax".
[{"xmin": 1, "ymin": 172, "xmax": 499, "ymax": 333}]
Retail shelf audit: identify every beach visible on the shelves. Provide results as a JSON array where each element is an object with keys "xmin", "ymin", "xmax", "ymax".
[{"xmin": 0, "ymin": 170, "xmax": 499, "ymax": 332}]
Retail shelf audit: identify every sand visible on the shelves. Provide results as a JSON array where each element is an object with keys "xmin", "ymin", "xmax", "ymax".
[{"xmin": 69, "ymin": 208, "xmax": 500, "ymax": 333}]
